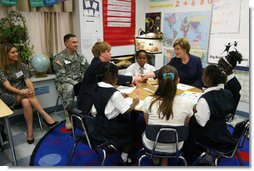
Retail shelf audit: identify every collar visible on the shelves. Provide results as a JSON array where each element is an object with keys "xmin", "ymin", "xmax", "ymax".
[
  {"xmin": 203, "ymin": 85, "xmax": 224, "ymax": 94},
  {"xmin": 227, "ymin": 73, "xmax": 235, "ymax": 82},
  {"xmin": 136, "ymin": 63, "xmax": 147, "ymax": 69},
  {"xmin": 98, "ymin": 82, "xmax": 114, "ymax": 88}
]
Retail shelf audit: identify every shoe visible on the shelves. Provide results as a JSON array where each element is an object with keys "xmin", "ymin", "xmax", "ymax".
[
  {"xmin": 43, "ymin": 119, "xmax": 58, "ymax": 128},
  {"xmin": 26, "ymin": 130, "xmax": 34, "ymax": 144},
  {"xmin": 27, "ymin": 138, "xmax": 34, "ymax": 144}
]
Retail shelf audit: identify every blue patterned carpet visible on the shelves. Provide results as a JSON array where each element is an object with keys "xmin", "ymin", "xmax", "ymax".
[{"xmin": 30, "ymin": 120, "xmax": 249, "ymax": 166}]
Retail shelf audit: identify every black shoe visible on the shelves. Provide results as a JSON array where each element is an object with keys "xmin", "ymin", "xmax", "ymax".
[
  {"xmin": 43, "ymin": 119, "xmax": 59, "ymax": 127},
  {"xmin": 27, "ymin": 138, "xmax": 34, "ymax": 144}
]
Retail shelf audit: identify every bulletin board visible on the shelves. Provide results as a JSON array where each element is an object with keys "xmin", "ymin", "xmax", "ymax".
[{"xmin": 103, "ymin": 0, "xmax": 136, "ymax": 46}]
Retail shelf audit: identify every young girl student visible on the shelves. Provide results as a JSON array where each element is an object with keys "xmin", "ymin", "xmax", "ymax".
[
  {"xmin": 142, "ymin": 65, "xmax": 194, "ymax": 166},
  {"xmin": 89, "ymin": 62, "xmax": 139, "ymax": 164},
  {"xmin": 218, "ymin": 50, "xmax": 243, "ymax": 120},
  {"xmin": 183, "ymin": 64, "xmax": 236, "ymax": 164},
  {"xmin": 125, "ymin": 50, "xmax": 155, "ymax": 76}
]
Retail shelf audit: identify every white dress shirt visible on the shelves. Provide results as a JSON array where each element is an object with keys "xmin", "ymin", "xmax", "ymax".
[
  {"xmin": 91, "ymin": 82, "xmax": 130, "ymax": 119},
  {"xmin": 195, "ymin": 85, "xmax": 224, "ymax": 127},
  {"xmin": 125, "ymin": 63, "xmax": 156, "ymax": 76}
]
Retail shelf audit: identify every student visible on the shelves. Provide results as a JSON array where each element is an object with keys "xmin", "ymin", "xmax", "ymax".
[
  {"xmin": 142, "ymin": 65, "xmax": 193, "ymax": 166},
  {"xmin": 78, "ymin": 41, "xmax": 139, "ymax": 114},
  {"xmin": 218, "ymin": 50, "xmax": 243, "ymax": 120},
  {"xmin": 125, "ymin": 50, "xmax": 155, "ymax": 76},
  {"xmin": 53, "ymin": 33, "xmax": 89, "ymax": 129},
  {"xmin": 89, "ymin": 62, "xmax": 139, "ymax": 164},
  {"xmin": 141, "ymin": 38, "xmax": 203, "ymax": 89},
  {"xmin": 183, "ymin": 64, "xmax": 236, "ymax": 165},
  {"xmin": 0, "ymin": 43, "xmax": 57, "ymax": 144}
]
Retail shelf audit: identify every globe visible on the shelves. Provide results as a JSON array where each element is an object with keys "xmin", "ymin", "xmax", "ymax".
[{"xmin": 30, "ymin": 53, "xmax": 50, "ymax": 77}]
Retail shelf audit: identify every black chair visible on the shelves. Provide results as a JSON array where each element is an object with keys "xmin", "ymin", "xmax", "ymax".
[
  {"xmin": 192, "ymin": 119, "xmax": 249, "ymax": 166},
  {"xmin": 67, "ymin": 83, "xmax": 117, "ymax": 166},
  {"xmin": 138, "ymin": 125, "xmax": 189, "ymax": 166}
]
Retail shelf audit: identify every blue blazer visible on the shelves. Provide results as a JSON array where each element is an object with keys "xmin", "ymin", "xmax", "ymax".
[
  {"xmin": 168, "ymin": 54, "xmax": 203, "ymax": 89},
  {"xmin": 77, "ymin": 57, "xmax": 133, "ymax": 114}
]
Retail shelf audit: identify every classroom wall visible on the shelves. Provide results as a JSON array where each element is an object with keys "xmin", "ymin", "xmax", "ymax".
[
  {"xmin": 138, "ymin": 0, "xmax": 249, "ymax": 114},
  {"xmin": 73, "ymin": 0, "xmax": 249, "ymax": 114}
]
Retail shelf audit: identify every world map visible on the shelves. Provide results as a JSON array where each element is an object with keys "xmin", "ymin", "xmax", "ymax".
[{"xmin": 163, "ymin": 11, "xmax": 211, "ymax": 51}]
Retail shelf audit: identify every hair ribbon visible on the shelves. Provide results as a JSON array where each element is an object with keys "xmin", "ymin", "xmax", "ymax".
[{"xmin": 162, "ymin": 72, "xmax": 174, "ymax": 80}]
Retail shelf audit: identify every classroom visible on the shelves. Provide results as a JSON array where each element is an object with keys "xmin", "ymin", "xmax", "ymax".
[{"xmin": 0, "ymin": 0, "xmax": 250, "ymax": 167}]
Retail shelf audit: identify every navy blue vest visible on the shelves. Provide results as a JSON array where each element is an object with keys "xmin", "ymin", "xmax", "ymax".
[{"xmin": 90, "ymin": 85, "xmax": 136, "ymax": 146}]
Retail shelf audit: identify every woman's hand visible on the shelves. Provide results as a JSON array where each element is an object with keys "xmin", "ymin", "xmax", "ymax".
[
  {"xmin": 28, "ymin": 87, "xmax": 35, "ymax": 97},
  {"xmin": 20, "ymin": 89, "xmax": 29, "ymax": 97}
]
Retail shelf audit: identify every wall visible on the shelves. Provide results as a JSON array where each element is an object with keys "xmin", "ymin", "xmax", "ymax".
[
  {"xmin": 136, "ymin": 0, "xmax": 250, "ymax": 113},
  {"xmin": 73, "ymin": 0, "xmax": 139, "ymax": 63}
]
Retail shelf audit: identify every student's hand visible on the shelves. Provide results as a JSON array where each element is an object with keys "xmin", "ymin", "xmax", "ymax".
[
  {"xmin": 132, "ymin": 97, "xmax": 139, "ymax": 106},
  {"xmin": 140, "ymin": 75, "xmax": 148, "ymax": 83},
  {"xmin": 134, "ymin": 74, "xmax": 142, "ymax": 83},
  {"xmin": 121, "ymin": 93, "xmax": 128, "ymax": 98},
  {"xmin": 193, "ymin": 104, "xmax": 197, "ymax": 113}
]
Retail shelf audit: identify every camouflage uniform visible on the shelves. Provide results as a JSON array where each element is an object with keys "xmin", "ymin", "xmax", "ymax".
[{"xmin": 53, "ymin": 49, "xmax": 89, "ymax": 128}]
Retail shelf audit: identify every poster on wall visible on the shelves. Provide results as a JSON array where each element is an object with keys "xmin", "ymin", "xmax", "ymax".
[
  {"xmin": 103, "ymin": 0, "xmax": 136, "ymax": 46},
  {"xmin": 208, "ymin": 38, "xmax": 249, "ymax": 68},
  {"xmin": 145, "ymin": 12, "xmax": 161, "ymax": 33},
  {"xmin": 211, "ymin": 0, "xmax": 242, "ymax": 34},
  {"xmin": 163, "ymin": 11, "xmax": 211, "ymax": 66}
]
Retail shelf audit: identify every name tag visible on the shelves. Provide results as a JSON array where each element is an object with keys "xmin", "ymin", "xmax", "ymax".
[
  {"xmin": 16, "ymin": 71, "xmax": 23, "ymax": 78},
  {"xmin": 64, "ymin": 60, "xmax": 71, "ymax": 64}
]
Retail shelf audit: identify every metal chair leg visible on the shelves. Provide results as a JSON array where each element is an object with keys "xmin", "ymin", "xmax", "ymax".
[
  {"xmin": 36, "ymin": 112, "xmax": 43, "ymax": 131},
  {"xmin": 54, "ymin": 95, "xmax": 61, "ymax": 114},
  {"xmin": 101, "ymin": 149, "xmax": 107, "ymax": 166},
  {"xmin": 67, "ymin": 142, "xmax": 78, "ymax": 166},
  {"xmin": 236, "ymin": 151, "xmax": 244, "ymax": 166},
  {"xmin": 178, "ymin": 156, "xmax": 188, "ymax": 166},
  {"xmin": 138, "ymin": 155, "xmax": 147, "ymax": 166}
]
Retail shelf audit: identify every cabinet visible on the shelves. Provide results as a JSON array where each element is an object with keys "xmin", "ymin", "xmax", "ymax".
[
  {"xmin": 135, "ymin": 33, "xmax": 163, "ymax": 54},
  {"xmin": 135, "ymin": 33, "xmax": 163, "ymax": 69}
]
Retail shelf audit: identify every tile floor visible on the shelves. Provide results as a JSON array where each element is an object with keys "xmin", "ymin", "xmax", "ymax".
[
  {"xmin": 0, "ymin": 110, "xmax": 65, "ymax": 166},
  {"xmin": 0, "ymin": 111, "xmax": 248, "ymax": 166}
]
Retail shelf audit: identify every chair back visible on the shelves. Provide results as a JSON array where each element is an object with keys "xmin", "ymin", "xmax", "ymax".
[
  {"xmin": 145, "ymin": 125, "xmax": 189, "ymax": 143},
  {"xmin": 232, "ymin": 119, "xmax": 249, "ymax": 149}
]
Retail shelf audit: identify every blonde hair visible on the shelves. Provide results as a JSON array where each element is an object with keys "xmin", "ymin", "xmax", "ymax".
[
  {"xmin": 91, "ymin": 41, "xmax": 111, "ymax": 58},
  {"xmin": 0, "ymin": 43, "xmax": 21, "ymax": 73},
  {"xmin": 173, "ymin": 37, "xmax": 191, "ymax": 53}
]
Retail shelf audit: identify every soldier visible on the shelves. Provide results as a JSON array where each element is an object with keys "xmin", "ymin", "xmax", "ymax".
[{"xmin": 53, "ymin": 34, "xmax": 89, "ymax": 129}]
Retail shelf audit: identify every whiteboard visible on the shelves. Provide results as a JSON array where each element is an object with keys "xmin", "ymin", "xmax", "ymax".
[
  {"xmin": 211, "ymin": 0, "xmax": 242, "ymax": 34},
  {"xmin": 208, "ymin": 38, "xmax": 249, "ymax": 68}
]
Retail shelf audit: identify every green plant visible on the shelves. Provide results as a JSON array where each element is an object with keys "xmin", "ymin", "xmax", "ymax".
[{"xmin": 0, "ymin": 11, "xmax": 34, "ymax": 62}]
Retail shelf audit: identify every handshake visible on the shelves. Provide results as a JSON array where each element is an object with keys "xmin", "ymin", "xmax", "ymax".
[{"xmin": 133, "ymin": 72, "xmax": 156, "ymax": 83}]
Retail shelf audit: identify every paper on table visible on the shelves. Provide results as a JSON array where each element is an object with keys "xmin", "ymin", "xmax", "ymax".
[
  {"xmin": 177, "ymin": 83, "xmax": 194, "ymax": 91},
  {"xmin": 125, "ymin": 97, "xmax": 144, "ymax": 110},
  {"xmin": 143, "ymin": 87, "xmax": 155, "ymax": 93},
  {"xmin": 180, "ymin": 91, "xmax": 203, "ymax": 104},
  {"xmin": 117, "ymin": 86, "xmax": 136, "ymax": 94}
]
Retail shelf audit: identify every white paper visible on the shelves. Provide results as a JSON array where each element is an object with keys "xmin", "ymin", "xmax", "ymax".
[
  {"xmin": 117, "ymin": 86, "xmax": 136, "ymax": 94},
  {"xmin": 177, "ymin": 83, "xmax": 194, "ymax": 91},
  {"xmin": 180, "ymin": 91, "xmax": 203, "ymax": 104}
]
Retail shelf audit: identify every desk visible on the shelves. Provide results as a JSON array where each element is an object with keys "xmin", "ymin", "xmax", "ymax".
[
  {"xmin": 0, "ymin": 99, "xmax": 17, "ymax": 166},
  {"xmin": 128, "ymin": 81, "xmax": 202, "ymax": 111}
]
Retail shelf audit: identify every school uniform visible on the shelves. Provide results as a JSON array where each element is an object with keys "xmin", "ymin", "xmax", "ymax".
[
  {"xmin": 142, "ymin": 95, "xmax": 193, "ymax": 153},
  {"xmin": 77, "ymin": 58, "xmax": 133, "ymax": 114},
  {"xmin": 125, "ymin": 63, "xmax": 156, "ymax": 76},
  {"xmin": 184, "ymin": 85, "xmax": 236, "ymax": 158},
  {"xmin": 89, "ymin": 82, "xmax": 136, "ymax": 146},
  {"xmin": 225, "ymin": 74, "xmax": 241, "ymax": 114}
]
